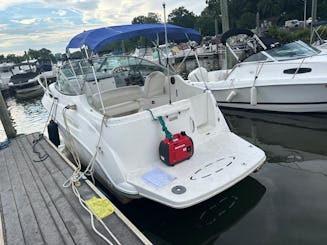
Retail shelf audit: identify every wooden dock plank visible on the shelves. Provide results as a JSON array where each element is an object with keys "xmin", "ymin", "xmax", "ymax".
[
  {"xmin": 0, "ymin": 147, "xmax": 25, "ymax": 245},
  {"xmin": 4, "ymin": 141, "xmax": 44, "ymax": 245},
  {"xmin": 17, "ymin": 135, "xmax": 100, "ymax": 245},
  {"xmin": 30, "ymin": 134, "xmax": 148, "ymax": 245},
  {"xmin": 0, "ymin": 134, "xmax": 151, "ymax": 245},
  {"xmin": 9, "ymin": 138, "xmax": 68, "ymax": 245}
]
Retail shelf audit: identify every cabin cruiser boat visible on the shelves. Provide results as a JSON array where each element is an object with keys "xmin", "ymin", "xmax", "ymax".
[
  {"xmin": 9, "ymin": 61, "xmax": 55, "ymax": 99},
  {"xmin": 9, "ymin": 70, "xmax": 42, "ymax": 99},
  {"xmin": 188, "ymin": 29, "xmax": 327, "ymax": 112},
  {"xmin": 41, "ymin": 24, "xmax": 265, "ymax": 208}
]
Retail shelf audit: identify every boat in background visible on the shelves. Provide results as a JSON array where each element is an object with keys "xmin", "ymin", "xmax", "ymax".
[
  {"xmin": 310, "ymin": 20, "xmax": 327, "ymax": 52},
  {"xmin": 0, "ymin": 62, "xmax": 15, "ymax": 92},
  {"xmin": 9, "ymin": 60, "xmax": 55, "ymax": 99},
  {"xmin": 41, "ymin": 24, "xmax": 265, "ymax": 209},
  {"xmin": 188, "ymin": 28, "xmax": 327, "ymax": 112}
]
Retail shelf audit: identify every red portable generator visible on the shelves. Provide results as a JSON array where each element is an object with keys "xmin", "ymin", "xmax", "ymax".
[{"xmin": 159, "ymin": 131, "xmax": 194, "ymax": 166}]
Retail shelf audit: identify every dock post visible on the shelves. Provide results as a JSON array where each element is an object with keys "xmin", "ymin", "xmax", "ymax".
[
  {"xmin": 220, "ymin": 0, "xmax": 233, "ymax": 69},
  {"xmin": 0, "ymin": 91, "xmax": 16, "ymax": 138}
]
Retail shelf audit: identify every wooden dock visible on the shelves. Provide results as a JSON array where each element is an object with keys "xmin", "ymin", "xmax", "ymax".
[{"xmin": 0, "ymin": 133, "xmax": 151, "ymax": 245}]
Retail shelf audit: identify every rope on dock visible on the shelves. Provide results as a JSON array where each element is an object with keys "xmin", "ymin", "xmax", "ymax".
[
  {"xmin": 32, "ymin": 134, "xmax": 49, "ymax": 162},
  {"xmin": 0, "ymin": 140, "xmax": 10, "ymax": 150},
  {"xmin": 62, "ymin": 105, "xmax": 120, "ymax": 245}
]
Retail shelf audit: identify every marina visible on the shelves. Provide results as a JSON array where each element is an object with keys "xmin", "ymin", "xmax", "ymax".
[
  {"xmin": 0, "ymin": 132, "xmax": 151, "ymax": 245},
  {"xmin": 1, "ymin": 1, "xmax": 327, "ymax": 243},
  {"xmin": 1, "ymin": 96, "xmax": 327, "ymax": 244}
]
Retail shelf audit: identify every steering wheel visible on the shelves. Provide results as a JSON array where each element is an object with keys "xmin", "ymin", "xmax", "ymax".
[
  {"xmin": 112, "ymin": 66, "xmax": 128, "ymax": 73},
  {"xmin": 125, "ymin": 69, "xmax": 144, "ymax": 86}
]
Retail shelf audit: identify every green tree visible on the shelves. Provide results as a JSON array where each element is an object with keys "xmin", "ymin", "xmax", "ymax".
[
  {"xmin": 27, "ymin": 48, "xmax": 56, "ymax": 63},
  {"xmin": 204, "ymin": 0, "xmax": 220, "ymax": 34},
  {"xmin": 195, "ymin": 15, "xmax": 215, "ymax": 36},
  {"xmin": 236, "ymin": 12, "xmax": 256, "ymax": 29},
  {"xmin": 0, "ymin": 54, "xmax": 5, "ymax": 63},
  {"xmin": 168, "ymin": 7, "xmax": 196, "ymax": 28},
  {"xmin": 132, "ymin": 13, "xmax": 160, "ymax": 24},
  {"xmin": 6, "ymin": 54, "xmax": 20, "ymax": 63}
]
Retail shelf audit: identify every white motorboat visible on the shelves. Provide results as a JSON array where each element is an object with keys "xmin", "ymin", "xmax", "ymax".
[
  {"xmin": 41, "ymin": 24, "xmax": 265, "ymax": 208},
  {"xmin": 188, "ymin": 29, "xmax": 327, "ymax": 112}
]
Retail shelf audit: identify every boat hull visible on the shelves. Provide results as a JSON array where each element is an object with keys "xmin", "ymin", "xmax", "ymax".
[
  {"xmin": 15, "ymin": 85, "xmax": 44, "ymax": 99},
  {"xmin": 42, "ymin": 84, "xmax": 266, "ymax": 208},
  {"xmin": 212, "ymin": 83, "xmax": 327, "ymax": 112}
]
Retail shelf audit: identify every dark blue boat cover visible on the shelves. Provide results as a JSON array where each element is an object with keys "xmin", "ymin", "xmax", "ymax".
[{"xmin": 66, "ymin": 24, "xmax": 202, "ymax": 53}]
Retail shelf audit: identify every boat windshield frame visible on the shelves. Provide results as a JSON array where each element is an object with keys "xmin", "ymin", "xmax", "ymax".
[
  {"xmin": 55, "ymin": 55, "xmax": 171, "ymax": 96},
  {"xmin": 243, "ymin": 40, "xmax": 321, "ymax": 63}
]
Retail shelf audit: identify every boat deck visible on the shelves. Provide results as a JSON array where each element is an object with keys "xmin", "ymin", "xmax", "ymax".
[{"xmin": 0, "ymin": 133, "xmax": 150, "ymax": 245}]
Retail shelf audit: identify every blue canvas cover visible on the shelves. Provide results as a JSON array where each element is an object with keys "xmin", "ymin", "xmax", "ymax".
[{"xmin": 66, "ymin": 24, "xmax": 202, "ymax": 53}]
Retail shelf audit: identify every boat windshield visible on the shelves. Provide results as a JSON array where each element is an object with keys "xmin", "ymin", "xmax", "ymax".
[
  {"xmin": 243, "ymin": 40, "xmax": 320, "ymax": 62},
  {"xmin": 56, "ymin": 55, "xmax": 169, "ymax": 95}
]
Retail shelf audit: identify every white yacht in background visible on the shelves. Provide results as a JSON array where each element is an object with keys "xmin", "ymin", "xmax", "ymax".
[
  {"xmin": 188, "ymin": 29, "xmax": 327, "ymax": 112},
  {"xmin": 41, "ymin": 24, "xmax": 266, "ymax": 208}
]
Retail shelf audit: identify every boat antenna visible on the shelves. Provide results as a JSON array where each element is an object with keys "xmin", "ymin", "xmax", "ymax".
[{"xmin": 162, "ymin": 2, "xmax": 172, "ymax": 104}]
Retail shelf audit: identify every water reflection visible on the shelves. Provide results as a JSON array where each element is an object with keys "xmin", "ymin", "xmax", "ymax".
[
  {"xmin": 115, "ymin": 177, "xmax": 266, "ymax": 245},
  {"xmin": 0, "ymin": 96, "xmax": 48, "ymax": 141},
  {"xmin": 1, "ymin": 95, "xmax": 327, "ymax": 244},
  {"xmin": 223, "ymin": 109, "xmax": 327, "ymax": 157}
]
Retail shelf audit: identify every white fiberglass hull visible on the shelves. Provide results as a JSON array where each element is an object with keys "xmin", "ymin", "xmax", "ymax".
[
  {"xmin": 210, "ymin": 83, "xmax": 327, "ymax": 112},
  {"xmin": 42, "ymin": 85, "xmax": 265, "ymax": 208}
]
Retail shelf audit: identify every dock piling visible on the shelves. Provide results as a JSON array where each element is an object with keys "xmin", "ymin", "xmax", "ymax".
[{"xmin": 0, "ymin": 91, "xmax": 16, "ymax": 139}]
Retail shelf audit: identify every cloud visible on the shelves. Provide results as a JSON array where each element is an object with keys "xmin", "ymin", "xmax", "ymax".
[
  {"xmin": 54, "ymin": 9, "xmax": 67, "ymax": 16},
  {"xmin": 0, "ymin": 0, "xmax": 207, "ymax": 55},
  {"xmin": 0, "ymin": 24, "xmax": 8, "ymax": 30},
  {"xmin": 11, "ymin": 18, "xmax": 37, "ymax": 25}
]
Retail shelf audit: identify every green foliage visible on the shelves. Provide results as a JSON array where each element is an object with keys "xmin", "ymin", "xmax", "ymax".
[
  {"xmin": 0, "ymin": 54, "xmax": 5, "ymax": 63},
  {"xmin": 28, "ymin": 48, "xmax": 56, "ymax": 63},
  {"xmin": 291, "ymin": 28, "xmax": 311, "ymax": 43},
  {"xmin": 0, "ymin": 49, "xmax": 57, "ymax": 64},
  {"xmin": 168, "ymin": 6, "xmax": 196, "ymax": 28},
  {"xmin": 132, "ymin": 13, "xmax": 160, "ymax": 24},
  {"xmin": 195, "ymin": 15, "xmax": 215, "ymax": 36},
  {"xmin": 266, "ymin": 27, "xmax": 311, "ymax": 43},
  {"xmin": 5, "ymin": 54, "xmax": 23, "ymax": 63},
  {"xmin": 236, "ymin": 12, "xmax": 256, "ymax": 29},
  {"xmin": 3, "ymin": 0, "xmax": 327, "ymax": 60}
]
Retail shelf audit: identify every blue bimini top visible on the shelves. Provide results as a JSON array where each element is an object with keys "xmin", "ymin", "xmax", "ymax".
[{"xmin": 66, "ymin": 23, "xmax": 202, "ymax": 53}]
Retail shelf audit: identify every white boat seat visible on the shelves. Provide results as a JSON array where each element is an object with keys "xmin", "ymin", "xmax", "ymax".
[
  {"xmin": 140, "ymin": 71, "xmax": 170, "ymax": 109},
  {"xmin": 92, "ymin": 85, "xmax": 144, "ymax": 116},
  {"xmin": 188, "ymin": 67, "xmax": 209, "ymax": 82},
  {"xmin": 143, "ymin": 71, "xmax": 166, "ymax": 98}
]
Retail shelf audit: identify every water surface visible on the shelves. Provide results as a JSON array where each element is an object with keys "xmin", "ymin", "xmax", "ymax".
[{"xmin": 1, "ymin": 96, "xmax": 327, "ymax": 245}]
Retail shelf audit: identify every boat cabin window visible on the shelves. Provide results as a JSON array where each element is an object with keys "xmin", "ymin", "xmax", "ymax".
[
  {"xmin": 243, "ymin": 40, "xmax": 320, "ymax": 62},
  {"xmin": 243, "ymin": 52, "xmax": 272, "ymax": 62},
  {"xmin": 55, "ymin": 55, "xmax": 169, "ymax": 96}
]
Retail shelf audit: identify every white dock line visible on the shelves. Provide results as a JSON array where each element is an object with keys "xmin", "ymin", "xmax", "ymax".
[{"xmin": 44, "ymin": 136, "xmax": 153, "ymax": 245}]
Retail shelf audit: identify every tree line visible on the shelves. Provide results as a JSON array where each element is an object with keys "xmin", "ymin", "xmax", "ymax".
[
  {"xmin": 0, "ymin": 48, "xmax": 57, "ymax": 64},
  {"xmin": 2, "ymin": 0, "xmax": 327, "ymax": 62}
]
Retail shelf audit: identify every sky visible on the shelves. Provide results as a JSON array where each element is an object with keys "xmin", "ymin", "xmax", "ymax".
[{"xmin": 0, "ymin": 0, "xmax": 206, "ymax": 56}]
